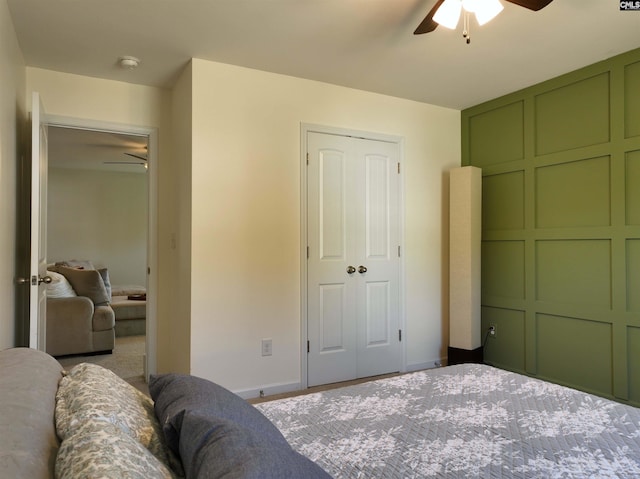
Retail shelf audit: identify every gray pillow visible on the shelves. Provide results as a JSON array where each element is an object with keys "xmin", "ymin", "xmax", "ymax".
[
  {"xmin": 97, "ymin": 268, "xmax": 112, "ymax": 300},
  {"xmin": 149, "ymin": 374, "xmax": 288, "ymax": 456},
  {"xmin": 54, "ymin": 266, "xmax": 110, "ymax": 306},
  {"xmin": 176, "ymin": 410, "xmax": 332, "ymax": 479}
]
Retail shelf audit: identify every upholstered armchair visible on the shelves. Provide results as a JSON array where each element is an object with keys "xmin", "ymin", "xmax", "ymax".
[
  {"xmin": 45, "ymin": 263, "xmax": 115, "ymax": 357},
  {"xmin": 46, "ymin": 297, "xmax": 115, "ymax": 356}
]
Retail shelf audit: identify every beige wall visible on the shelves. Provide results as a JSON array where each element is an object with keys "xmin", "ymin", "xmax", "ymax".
[
  {"xmin": 20, "ymin": 59, "xmax": 460, "ymax": 395},
  {"xmin": 189, "ymin": 59, "xmax": 460, "ymax": 394},
  {"xmin": 26, "ymin": 68, "xmax": 168, "ymax": 127},
  {"xmin": 48, "ymin": 167, "xmax": 148, "ymax": 285},
  {"xmin": 157, "ymin": 61, "xmax": 192, "ymax": 374},
  {"xmin": 26, "ymin": 68, "xmax": 174, "ymax": 369},
  {"xmin": 0, "ymin": 0, "xmax": 25, "ymax": 349}
]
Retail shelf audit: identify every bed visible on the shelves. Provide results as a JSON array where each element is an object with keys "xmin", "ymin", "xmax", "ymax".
[{"xmin": 255, "ymin": 363, "xmax": 640, "ymax": 478}]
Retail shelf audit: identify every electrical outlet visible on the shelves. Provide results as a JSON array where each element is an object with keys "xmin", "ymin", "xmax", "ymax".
[
  {"xmin": 489, "ymin": 323, "xmax": 497, "ymax": 338},
  {"xmin": 261, "ymin": 339, "xmax": 272, "ymax": 356}
]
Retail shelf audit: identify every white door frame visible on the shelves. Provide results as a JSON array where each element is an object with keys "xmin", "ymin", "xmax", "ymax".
[
  {"xmin": 300, "ymin": 123, "xmax": 407, "ymax": 389},
  {"xmin": 45, "ymin": 114, "xmax": 159, "ymax": 377}
]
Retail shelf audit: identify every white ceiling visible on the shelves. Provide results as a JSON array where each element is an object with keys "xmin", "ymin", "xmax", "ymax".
[{"xmin": 7, "ymin": 0, "xmax": 640, "ymax": 110}]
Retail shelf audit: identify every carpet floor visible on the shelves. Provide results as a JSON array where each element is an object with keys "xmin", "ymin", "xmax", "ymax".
[{"xmin": 56, "ymin": 335, "xmax": 147, "ymax": 393}]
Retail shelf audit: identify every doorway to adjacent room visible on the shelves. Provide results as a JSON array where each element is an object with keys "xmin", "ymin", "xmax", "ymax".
[{"xmin": 47, "ymin": 125, "xmax": 150, "ymax": 388}]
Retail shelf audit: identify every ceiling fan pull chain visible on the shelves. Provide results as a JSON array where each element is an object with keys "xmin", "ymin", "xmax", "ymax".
[{"xmin": 463, "ymin": 10, "xmax": 471, "ymax": 44}]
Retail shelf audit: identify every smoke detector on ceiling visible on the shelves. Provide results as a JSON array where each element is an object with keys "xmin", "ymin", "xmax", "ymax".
[{"xmin": 118, "ymin": 56, "xmax": 140, "ymax": 70}]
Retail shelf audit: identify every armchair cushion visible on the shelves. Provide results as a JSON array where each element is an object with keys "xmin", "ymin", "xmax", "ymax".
[
  {"xmin": 53, "ymin": 266, "xmax": 110, "ymax": 306},
  {"xmin": 46, "ymin": 296, "xmax": 115, "ymax": 357},
  {"xmin": 92, "ymin": 305, "xmax": 115, "ymax": 332},
  {"xmin": 46, "ymin": 297, "xmax": 94, "ymax": 357}
]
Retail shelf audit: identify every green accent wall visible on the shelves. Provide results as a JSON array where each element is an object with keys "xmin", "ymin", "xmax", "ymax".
[{"xmin": 462, "ymin": 47, "xmax": 640, "ymax": 405}]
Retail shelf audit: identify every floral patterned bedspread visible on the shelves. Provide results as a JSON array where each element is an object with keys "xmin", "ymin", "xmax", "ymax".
[{"xmin": 255, "ymin": 363, "xmax": 640, "ymax": 478}]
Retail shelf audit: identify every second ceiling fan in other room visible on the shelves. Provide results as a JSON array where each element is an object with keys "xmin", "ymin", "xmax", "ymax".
[{"xmin": 104, "ymin": 151, "xmax": 148, "ymax": 169}]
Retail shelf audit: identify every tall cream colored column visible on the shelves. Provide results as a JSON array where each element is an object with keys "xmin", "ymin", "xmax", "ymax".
[{"xmin": 449, "ymin": 166, "xmax": 482, "ymax": 352}]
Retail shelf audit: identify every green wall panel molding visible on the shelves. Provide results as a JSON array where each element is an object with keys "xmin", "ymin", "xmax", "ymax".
[
  {"xmin": 481, "ymin": 306, "xmax": 525, "ymax": 372},
  {"xmin": 482, "ymin": 241, "xmax": 525, "ymax": 301},
  {"xmin": 628, "ymin": 327, "xmax": 640, "ymax": 403},
  {"xmin": 627, "ymin": 150, "xmax": 640, "ymax": 225},
  {"xmin": 625, "ymin": 60, "xmax": 640, "ymax": 139},
  {"xmin": 535, "ymin": 156, "xmax": 611, "ymax": 229},
  {"xmin": 469, "ymin": 101, "xmax": 524, "ymax": 167},
  {"xmin": 628, "ymin": 239, "xmax": 640, "ymax": 312},
  {"xmin": 482, "ymin": 171, "xmax": 525, "ymax": 230},
  {"xmin": 535, "ymin": 73, "xmax": 610, "ymax": 156},
  {"xmin": 537, "ymin": 314, "xmax": 612, "ymax": 395},
  {"xmin": 462, "ymin": 47, "xmax": 640, "ymax": 401},
  {"xmin": 536, "ymin": 240, "xmax": 612, "ymax": 309}
]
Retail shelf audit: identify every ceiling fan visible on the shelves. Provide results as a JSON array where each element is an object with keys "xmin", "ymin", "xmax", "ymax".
[
  {"xmin": 414, "ymin": 0, "xmax": 554, "ymax": 40},
  {"xmin": 103, "ymin": 151, "xmax": 148, "ymax": 168}
]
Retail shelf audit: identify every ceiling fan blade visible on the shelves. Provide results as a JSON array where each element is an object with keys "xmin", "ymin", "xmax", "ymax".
[
  {"xmin": 124, "ymin": 152, "xmax": 148, "ymax": 161},
  {"xmin": 104, "ymin": 161, "xmax": 145, "ymax": 165},
  {"xmin": 414, "ymin": 0, "xmax": 445, "ymax": 34},
  {"xmin": 504, "ymin": 0, "xmax": 554, "ymax": 11}
]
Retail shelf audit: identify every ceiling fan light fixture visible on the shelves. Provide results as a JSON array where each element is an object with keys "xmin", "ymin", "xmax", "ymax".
[
  {"xmin": 434, "ymin": 0, "xmax": 504, "ymax": 30},
  {"xmin": 433, "ymin": 0, "xmax": 462, "ymax": 29},
  {"xmin": 461, "ymin": 0, "xmax": 478, "ymax": 13},
  {"xmin": 474, "ymin": 0, "xmax": 504, "ymax": 25}
]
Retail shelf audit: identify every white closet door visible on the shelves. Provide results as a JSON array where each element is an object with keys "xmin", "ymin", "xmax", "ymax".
[
  {"xmin": 307, "ymin": 131, "xmax": 400, "ymax": 387},
  {"xmin": 353, "ymin": 138, "xmax": 401, "ymax": 379}
]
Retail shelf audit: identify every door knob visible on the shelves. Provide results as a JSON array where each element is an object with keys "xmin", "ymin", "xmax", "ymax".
[
  {"xmin": 16, "ymin": 275, "xmax": 52, "ymax": 285},
  {"xmin": 358, "ymin": 265, "xmax": 367, "ymax": 274},
  {"xmin": 346, "ymin": 266, "xmax": 356, "ymax": 274}
]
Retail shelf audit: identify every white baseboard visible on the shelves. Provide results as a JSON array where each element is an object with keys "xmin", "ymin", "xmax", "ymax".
[
  {"xmin": 406, "ymin": 357, "xmax": 446, "ymax": 372},
  {"xmin": 234, "ymin": 381, "xmax": 301, "ymax": 400},
  {"xmin": 234, "ymin": 359, "xmax": 448, "ymax": 400}
]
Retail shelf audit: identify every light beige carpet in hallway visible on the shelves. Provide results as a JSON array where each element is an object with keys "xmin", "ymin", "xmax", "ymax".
[{"xmin": 56, "ymin": 335, "xmax": 146, "ymax": 392}]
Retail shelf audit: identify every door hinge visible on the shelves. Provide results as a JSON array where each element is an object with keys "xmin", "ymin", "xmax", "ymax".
[
  {"xmin": 398, "ymin": 245, "xmax": 401, "ymax": 257},
  {"xmin": 307, "ymin": 246, "xmax": 309, "ymax": 259},
  {"xmin": 397, "ymin": 162, "xmax": 400, "ymax": 174},
  {"xmin": 307, "ymin": 340, "xmax": 310, "ymax": 353},
  {"xmin": 306, "ymin": 153, "xmax": 309, "ymax": 165},
  {"xmin": 399, "ymin": 329, "xmax": 402, "ymax": 342}
]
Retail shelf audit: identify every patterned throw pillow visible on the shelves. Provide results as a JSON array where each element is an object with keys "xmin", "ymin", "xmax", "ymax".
[
  {"xmin": 55, "ymin": 418, "xmax": 175, "ymax": 479},
  {"xmin": 55, "ymin": 363, "xmax": 175, "ymax": 472}
]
